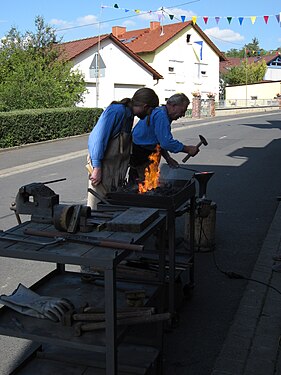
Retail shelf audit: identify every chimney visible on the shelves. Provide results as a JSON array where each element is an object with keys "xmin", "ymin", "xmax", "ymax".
[
  {"xmin": 150, "ymin": 21, "xmax": 161, "ymax": 30},
  {"xmin": 112, "ymin": 26, "xmax": 126, "ymax": 37}
]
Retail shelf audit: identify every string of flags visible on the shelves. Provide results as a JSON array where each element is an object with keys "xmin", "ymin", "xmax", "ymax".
[{"xmin": 102, "ymin": 4, "xmax": 281, "ymax": 26}]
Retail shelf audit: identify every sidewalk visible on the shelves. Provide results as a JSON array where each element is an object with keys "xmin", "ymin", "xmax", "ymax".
[{"xmin": 212, "ymin": 201, "xmax": 281, "ymax": 375}]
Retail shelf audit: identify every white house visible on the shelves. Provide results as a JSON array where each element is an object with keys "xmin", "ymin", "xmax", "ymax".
[
  {"xmin": 60, "ymin": 21, "xmax": 226, "ymax": 108},
  {"xmin": 112, "ymin": 21, "xmax": 226, "ymax": 104},
  {"xmin": 60, "ymin": 34, "xmax": 162, "ymax": 108}
]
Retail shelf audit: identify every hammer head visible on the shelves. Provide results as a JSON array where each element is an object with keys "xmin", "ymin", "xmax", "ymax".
[{"xmin": 199, "ymin": 135, "xmax": 208, "ymax": 146}]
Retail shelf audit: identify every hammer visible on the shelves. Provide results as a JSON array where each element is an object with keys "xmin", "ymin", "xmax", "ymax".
[{"xmin": 182, "ymin": 135, "xmax": 208, "ymax": 163}]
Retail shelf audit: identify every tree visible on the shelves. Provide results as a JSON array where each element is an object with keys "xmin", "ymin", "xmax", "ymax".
[
  {"xmin": 222, "ymin": 60, "xmax": 267, "ymax": 86},
  {"xmin": 0, "ymin": 16, "xmax": 87, "ymax": 111},
  {"xmin": 225, "ymin": 38, "xmax": 267, "ymax": 57}
]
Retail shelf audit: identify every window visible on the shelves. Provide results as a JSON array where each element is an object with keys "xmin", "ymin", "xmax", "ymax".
[
  {"xmin": 89, "ymin": 53, "xmax": 106, "ymax": 78},
  {"xmin": 168, "ymin": 67, "xmax": 174, "ymax": 73}
]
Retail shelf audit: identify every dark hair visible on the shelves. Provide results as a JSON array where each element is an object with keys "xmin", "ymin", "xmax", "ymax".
[
  {"xmin": 167, "ymin": 93, "xmax": 190, "ymax": 107},
  {"xmin": 132, "ymin": 88, "xmax": 159, "ymax": 108},
  {"xmin": 111, "ymin": 98, "xmax": 131, "ymax": 105}
]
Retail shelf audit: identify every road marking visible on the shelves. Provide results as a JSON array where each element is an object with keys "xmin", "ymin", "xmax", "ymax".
[{"xmin": 0, "ymin": 150, "xmax": 88, "ymax": 178}]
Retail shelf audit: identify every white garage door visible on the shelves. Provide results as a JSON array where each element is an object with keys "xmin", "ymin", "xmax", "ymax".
[{"xmin": 114, "ymin": 84, "xmax": 144, "ymax": 101}]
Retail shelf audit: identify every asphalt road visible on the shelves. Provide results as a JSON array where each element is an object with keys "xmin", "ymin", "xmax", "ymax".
[{"xmin": 0, "ymin": 110, "xmax": 281, "ymax": 374}]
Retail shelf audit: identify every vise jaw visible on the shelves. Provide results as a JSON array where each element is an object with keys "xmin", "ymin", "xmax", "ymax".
[{"xmin": 12, "ymin": 183, "xmax": 59, "ymax": 223}]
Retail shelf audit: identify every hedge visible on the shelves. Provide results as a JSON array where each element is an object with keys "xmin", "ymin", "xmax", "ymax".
[{"xmin": 0, "ymin": 107, "xmax": 103, "ymax": 148}]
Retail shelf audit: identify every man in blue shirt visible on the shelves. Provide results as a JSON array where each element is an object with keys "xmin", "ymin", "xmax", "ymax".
[
  {"xmin": 87, "ymin": 87, "xmax": 159, "ymax": 208},
  {"xmin": 129, "ymin": 93, "xmax": 199, "ymax": 182}
]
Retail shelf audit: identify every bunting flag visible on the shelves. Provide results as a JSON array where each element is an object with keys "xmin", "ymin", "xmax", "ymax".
[
  {"xmin": 203, "ymin": 16, "xmax": 208, "ymax": 24},
  {"xmin": 250, "ymin": 16, "xmax": 257, "ymax": 24},
  {"xmin": 192, "ymin": 16, "xmax": 197, "ymax": 24},
  {"xmin": 238, "ymin": 17, "xmax": 244, "ymax": 25},
  {"xmin": 103, "ymin": 5, "xmax": 281, "ymax": 28}
]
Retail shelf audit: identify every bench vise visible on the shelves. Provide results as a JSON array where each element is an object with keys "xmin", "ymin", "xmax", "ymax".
[{"xmin": 11, "ymin": 182, "xmax": 60, "ymax": 224}]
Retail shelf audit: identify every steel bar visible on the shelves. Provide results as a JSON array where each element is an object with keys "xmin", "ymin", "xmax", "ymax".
[{"xmin": 23, "ymin": 228, "xmax": 144, "ymax": 252}]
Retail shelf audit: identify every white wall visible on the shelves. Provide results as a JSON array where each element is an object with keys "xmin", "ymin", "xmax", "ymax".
[
  {"xmin": 264, "ymin": 67, "xmax": 281, "ymax": 81},
  {"xmin": 225, "ymin": 81, "xmax": 281, "ymax": 101},
  {"xmin": 140, "ymin": 26, "xmax": 220, "ymax": 104},
  {"xmin": 73, "ymin": 39, "xmax": 157, "ymax": 108}
]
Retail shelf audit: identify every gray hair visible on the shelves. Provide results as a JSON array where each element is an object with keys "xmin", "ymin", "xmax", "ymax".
[{"xmin": 166, "ymin": 93, "xmax": 190, "ymax": 107}]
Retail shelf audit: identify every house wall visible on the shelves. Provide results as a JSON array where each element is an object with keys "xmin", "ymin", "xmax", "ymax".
[
  {"xmin": 72, "ymin": 40, "xmax": 156, "ymax": 108},
  {"xmin": 264, "ymin": 67, "xmax": 281, "ymax": 81},
  {"xmin": 139, "ymin": 26, "xmax": 220, "ymax": 104},
  {"xmin": 225, "ymin": 81, "xmax": 281, "ymax": 102}
]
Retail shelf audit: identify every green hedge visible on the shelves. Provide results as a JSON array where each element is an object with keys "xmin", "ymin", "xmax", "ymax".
[{"xmin": 0, "ymin": 107, "xmax": 103, "ymax": 148}]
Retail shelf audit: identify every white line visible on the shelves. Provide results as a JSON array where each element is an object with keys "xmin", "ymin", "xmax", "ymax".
[{"xmin": 0, "ymin": 150, "xmax": 87, "ymax": 178}]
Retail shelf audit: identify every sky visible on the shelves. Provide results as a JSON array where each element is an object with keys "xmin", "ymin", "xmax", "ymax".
[{"xmin": 0, "ymin": 0, "xmax": 280, "ymax": 53}]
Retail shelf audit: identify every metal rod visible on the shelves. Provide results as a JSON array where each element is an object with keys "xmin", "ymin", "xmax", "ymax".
[
  {"xmin": 88, "ymin": 188, "xmax": 111, "ymax": 205},
  {"xmin": 177, "ymin": 166, "xmax": 201, "ymax": 173},
  {"xmin": 41, "ymin": 178, "xmax": 67, "ymax": 184}
]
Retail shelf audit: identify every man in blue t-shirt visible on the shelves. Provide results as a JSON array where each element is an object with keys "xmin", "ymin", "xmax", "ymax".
[{"xmin": 129, "ymin": 93, "xmax": 199, "ymax": 182}]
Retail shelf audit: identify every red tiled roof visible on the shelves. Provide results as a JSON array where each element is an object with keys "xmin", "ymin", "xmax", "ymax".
[
  {"xmin": 114, "ymin": 21, "xmax": 226, "ymax": 61},
  {"xmin": 58, "ymin": 34, "xmax": 163, "ymax": 80},
  {"xmin": 58, "ymin": 34, "xmax": 109, "ymax": 60},
  {"xmin": 220, "ymin": 55, "xmax": 277, "ymax": 74}
]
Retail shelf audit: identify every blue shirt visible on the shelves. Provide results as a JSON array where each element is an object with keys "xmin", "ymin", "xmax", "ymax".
[
  {"xmin": 88, "ymin": 104, "xmax": 133, "ymax": 167},
  {"xmin": 132, "ymin": 106, "xmax": 184, "ymax": 153}
]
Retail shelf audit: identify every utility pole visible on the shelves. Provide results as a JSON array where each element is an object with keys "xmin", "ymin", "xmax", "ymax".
[{"xmin": 245, "ymin": 47, "xmax": 248, "ymax": 107}]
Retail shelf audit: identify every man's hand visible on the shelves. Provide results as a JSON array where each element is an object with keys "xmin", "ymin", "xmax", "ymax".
[
  {"xmin": 183, "ymin": 145, "xmax": 200, "ymax": 157},
  {"xmin": 90, "ymin": 167, "xmax": 102, "ymax": 186}
]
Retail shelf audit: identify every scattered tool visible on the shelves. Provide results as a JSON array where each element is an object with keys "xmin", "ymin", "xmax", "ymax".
[
  {"xmin": 0, "ymin": 230, "xmax": 64, "ymax": 246},
  {"xmin": 74, "ymin": 312, "xmax": 171, "ymax": 336},
  {"xmin": 23, "ymin": 228, "xmax": 144, "ymax": 252},
  {"xmin": 88, "ymin": 188, "xmax": 111, "ymax": 205},
  {"xmin": 62, "ymin": 307, "xmax": 155, "ymax": 326},
  {"xmin": 182, "ymin": 134, "xmax": 208, "ymax": 163}
]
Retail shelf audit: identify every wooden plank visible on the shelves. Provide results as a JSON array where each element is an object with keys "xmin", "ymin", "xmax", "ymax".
[{"xmin": 106, "ymin": 208, "xmax": 159, "ymax": 233}]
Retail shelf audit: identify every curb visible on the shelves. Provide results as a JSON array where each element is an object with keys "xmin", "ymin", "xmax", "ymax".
[{"xmin": 211, "ymin": 202, "xmax": 281, "ymax": 375}]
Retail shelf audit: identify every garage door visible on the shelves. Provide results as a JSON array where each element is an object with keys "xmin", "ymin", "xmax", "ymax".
[{"xmin": 114, "ymin": 84, "xmax": 144, "ymax": 101}]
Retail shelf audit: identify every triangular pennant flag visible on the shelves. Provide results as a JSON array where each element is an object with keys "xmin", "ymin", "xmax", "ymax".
[
  {"xmin": 203, "ymin": 16, "xmax": 208, "ymax": 24},
  {"xmin": 215, "ymin": 17, "xmax": 220, "ymax": 24},
  {"xmin": 250, "ymin": 16, "xmax": 256, "ymax": 24},
  {"xmin": 134, "ymin": 9, "xmax": 140, "ymax": 14},
  {"xmin": 181, "ymin": 15, "xmax": 186, "ymax": 22},
  {"xmin": 263, "ymin": 15, "xmax": 269, "ymax": 24},
  {"xmin": 192, "ymin": 16, "xmax": 197, "ymax": 24},
  {"xmin": 238, "ymin": 17, "xmax": 244, "ymax": 25},
  {"xmin": 125, "ymin": 9, "xmax": 129, "ymax": 12},
  {"xmin": 169, "ymin": 14, "xmax": 174, "ymax": 20},
  {"xmin": 114, "ymin": 3, "xmax": 119, "ymax": 8},
  {"xmin": 275, "ymin": 14, "xmax": 280, "ymax": 23},
  {"xmin": 227, "ymin": 17, "xmax": 232, "ymax": 24}
]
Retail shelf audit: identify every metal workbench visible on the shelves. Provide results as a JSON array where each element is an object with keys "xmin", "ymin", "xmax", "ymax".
[{"xmin": 0, "ymin": 209, "xmax": 166, "ymax": 375}]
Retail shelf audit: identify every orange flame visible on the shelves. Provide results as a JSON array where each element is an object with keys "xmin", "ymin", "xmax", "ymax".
[{"xmin": 138, "ymin": 146, "xmax": 161, "ymax": 194}]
